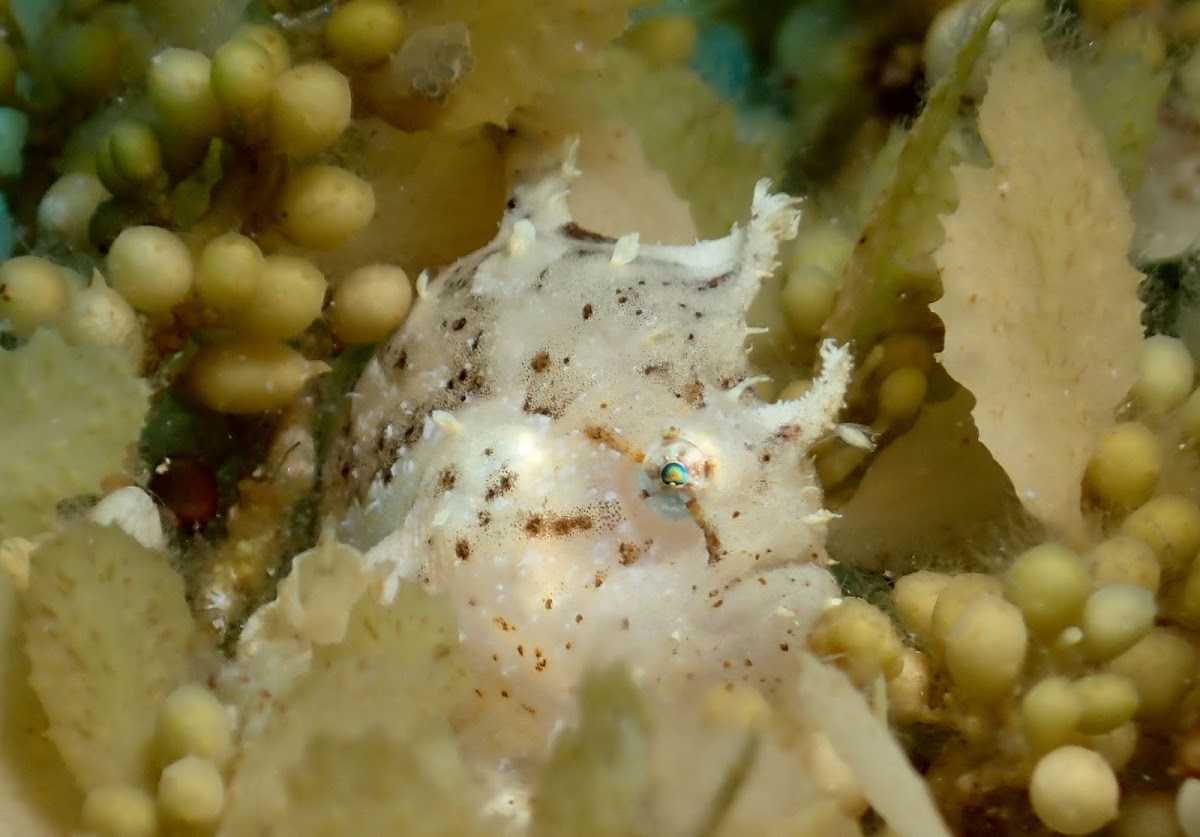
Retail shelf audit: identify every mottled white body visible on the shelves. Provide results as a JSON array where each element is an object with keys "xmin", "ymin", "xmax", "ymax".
[{"xmin": 322, "ymin": 157, "xmax": 852, "ymax": 752}]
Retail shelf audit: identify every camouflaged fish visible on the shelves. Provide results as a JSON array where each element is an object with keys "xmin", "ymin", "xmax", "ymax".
[{"xmin": 322, "ymin": 153, "xmax": 853, "ymax": 750}]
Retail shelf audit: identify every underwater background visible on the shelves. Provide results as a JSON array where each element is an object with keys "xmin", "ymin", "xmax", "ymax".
[{"xmin": 4, "ymin": 0, "xmax": 1200, "ymax": 834}]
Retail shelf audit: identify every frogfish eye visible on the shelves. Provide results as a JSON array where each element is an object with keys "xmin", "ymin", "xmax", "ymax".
[
  {"xmin": 659, "ymin": 461, "xmax": 690, "ymax": 487},
  {"xmin": 644, "ymin": 434, "xmax": 710, "ymax": 495}
]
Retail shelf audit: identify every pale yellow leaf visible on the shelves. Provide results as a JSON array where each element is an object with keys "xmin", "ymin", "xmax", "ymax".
[
  {"xmin": 23, "ymin": 522, "xmax": 193, "ymax": 790},
  {"xmin": 932, "ymin": 34, "xmax": 1143, "ymax": 543},
  {"xmin": 360, "ymin": 0, "xmax": 643, "ymax": 132}
]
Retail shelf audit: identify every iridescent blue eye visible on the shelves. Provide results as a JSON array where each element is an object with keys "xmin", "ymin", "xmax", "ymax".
[{"xmin": 660, "ymin": 461, "xmax": 690, "ymax": 487}]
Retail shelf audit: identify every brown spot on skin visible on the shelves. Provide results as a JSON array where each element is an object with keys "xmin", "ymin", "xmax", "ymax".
[
  {"xmin": 544, "ymin": 598, "xmax": 553, "ymax": 610},
  {"xmin": 522, "ymin": 704, "xmax": 537, "ymax": 715},
  {"xmin": 524, "ymin": 516, "xmax": 544, "ymax": 536},
  {"xmin": 575, "ymin": 614, "xmax": 584, "ymax": 623},
  {"xmin": 521, "ymin": 395, "xmax": 557, "ymax": 417},
  {"xmin": 780, "ymin": 643, "xmax": 790, "ymax": 652},
  {"xmin": 686, "ymin": 498, "xmax": 725, "ymax": 565},
  {"xmin": 642, "ymin": 362, "xmax": 669, "ymax": 376},
  {"xmin": 478, "ymin": 510, "xmax": 492, "ymax": 526},
  {"xmin": 592, "ymin": 573, "xmax": 605, "ymax": 588},
  {"xmin": 550, "ymin": 514, "xmax": 593, "ymax": 536},
  {"xmin": 535, "ymin": 659, "xmax": 547, "ymax": 672},
  {"xmin": 451, "ymin": 317, "xmax": 467, "ymax": 331},
  {"xmin": 562, "ymin": 221, "xmax": 614, "ymax": 243},
  {"xmin": 493, "ymin": 616, "xmax": 515, "ymax": 632},
  {"xmin": 484, "ymin": 471, "xmax": 516, "ymax": 501},
  {"xmin": 501, "ymin": 690, "xmax": 509, "ymax": 698},
  {"xmin": 393, "ymin": 349, "xmax": 408, "ymax": 370},
  {"xmin": 712, "ymin": 599, "xmax": 724, "ymax": 609},
  {"xmin": 680, "ymin": 379, "xmax": 706, "ymax": 407},
  {"xmin": 517, "ymin": 645, "xmax": 525, "ymax": 656},
  {"xmin": 621, "ymin": 618, "xmax": 630, "ymax": 630},
  {"xmin": 530, "ymin": 351, "xmax": 551, "ymax": 372},
  {"xmin": 455, "ymin": 539, "xmax": 470, "ymax": 560},
  {"xmin": 699, "ymin": 271, "xmax": 733, "ymax": 290},
  {"xmin": 583, "ymin": 425, "xmax": 644, "ymax": 461},
  {"xmin": 437, "ymin": 468, "xmax": 457, "ymax": 491},
  {"xmin": 618, "ymin": 542, "xmax": 641, "ymax": 566},
  {"xmin": 582, "ymin": 303, "xmax": 593, "ymax": 320}
]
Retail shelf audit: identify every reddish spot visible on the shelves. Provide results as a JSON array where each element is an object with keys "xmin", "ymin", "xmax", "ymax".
[{"xmin": 149, "ymin": 453, "xmax": 218, "ymax": 529}]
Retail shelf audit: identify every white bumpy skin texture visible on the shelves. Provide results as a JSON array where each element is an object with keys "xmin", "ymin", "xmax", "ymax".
[{"xmin": 322, "ymin": 154, "xmax": 853, "ymax": 755}]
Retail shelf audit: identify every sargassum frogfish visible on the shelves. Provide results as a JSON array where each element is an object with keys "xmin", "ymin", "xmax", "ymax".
[{"xmin": 322, "ymin": 151, "xmax": 854, "ymax": 755}]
